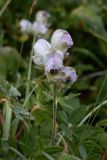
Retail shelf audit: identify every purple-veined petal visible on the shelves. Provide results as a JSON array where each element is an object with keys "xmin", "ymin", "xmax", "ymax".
[
  {"xmin": 44, "ymin": 50, "xmax": 64, "ymax": 73},
  {"xmin": 33, "ymin": 39, "xmax": 51, "ymax": 65},
  {"xmin": 62, "ymin": 67, "xmax": 77, "ymax": 83},
  {"xmin": 51, "ymin": 29, "xmax": 73, "ymax": 53},
  {"xmin": 32, "ymin": 22, "xmax": 48, "ymax": 34},
  {"xmin": 20, "ymin": 19, "xmax": 32, "ymax": 34},
  {"xmin": 36, "ymin": 10, "xmax": 51, "ymax": 27}
]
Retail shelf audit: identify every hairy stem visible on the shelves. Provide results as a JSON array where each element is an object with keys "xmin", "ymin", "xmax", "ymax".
[{"xmin": 51, "ymin": 83, "xmax": 57, "ymax": 145}]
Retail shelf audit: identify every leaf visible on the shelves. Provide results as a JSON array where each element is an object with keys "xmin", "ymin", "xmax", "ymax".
[
  {"xmin": 43, "ymin": 146, "xmax": 63, "ymax": 154},
  {"xmin": 59, "ymin": 111, "xmax": 69, "ymax": 124},
  {"xmin": 9, "ymin": 146, "xmax": 27, "ymax": 160},
  {"xmin": 59, "ymin": 97, "xmax": 80, "ymax": 111},
  {"xmin": 69, "ymin": 105, "xmax": 88, "ymax": 124},
  {"xmin": 79, "ymin": 145, "xmax": 87, "ymax": 160},
  {"xmin": 42, "ymin": 152, "xmax": 55, "ymax": 160},
  {"xmin": 98, "ymin": 132, "xmax": 107, "ymax": 148},
  {"xmin": 2, "ymin": 102, "xmax": 12, "ymax": 141},
  {"xmin": 57, "ymin": 153, "xmax": 82, "ymax": 160},
  {"xmin": 71, "ymin": 5, "xmax": 106, "ymax": 35},
  {"xmin": 74, "ymin": 125, "xmax": 94, "ymax": 140},
  {"xmin": 0, "ymin": 46, "xmax": 25, "ymax": 78},
  {"xmin": 1, "ymin": 139, "xmax": 9, "ymax": 156},
  {"xmin": 13, "ymin": 106, "xmax": 35, "ymax": 120},
  {"xmin": 9, "ymin": 85, "xmax": 21, "ymax": 97},
  {"xmin": 71, "ymin": 4, "xmax": 107, "ymax": 56}
]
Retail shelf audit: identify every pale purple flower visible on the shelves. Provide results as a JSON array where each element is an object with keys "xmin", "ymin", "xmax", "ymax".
[
  {"xmin": 33, "ymin": 39, "xmax": 51, "ymax": 65},
  {"xmin": 36, "ymin": 10, "xmax": 51, "ymax": 27},
  {"xmin": 20, "ymin": 19, "xmax": 32, "ymax": 34},
  {"xmin": 20, "ymin": 11, "xmax": 51, "ymax": 35},
  {"xmin": 46, "ymin": 66, "xmax": 77, "ymax": 83},
  {"xmin": 51, "ymin": 29, "xmax": 73, "ymax": 53},
  {"xmin": 33, "ymin": 29, "xmax": 77, "ymax": 84},
  {"xmin": 32, "ymin": 21, "xmax": 48, "ymax": 35},
  {"xmin": 62, "ymin": 67, "xmax": 77, "ymax": 83},
  {"xmin": 44, "ymin": 50, "xmax": 64, "ymax": 73}
]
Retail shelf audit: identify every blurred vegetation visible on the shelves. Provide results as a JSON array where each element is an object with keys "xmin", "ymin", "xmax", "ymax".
[{"xmin": 0, "ymin": 0, "xmax": 107, "ymax": 159}]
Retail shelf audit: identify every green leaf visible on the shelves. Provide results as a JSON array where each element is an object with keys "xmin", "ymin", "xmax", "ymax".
[
  {"xmin": 74, "ymin": 125, "xmax": 94, "ymax": 140},
  {"xmin": 99, "ymin": 132, "xmax": 107, "ymax": 148},
  {"xmin": 79, "ymin": 145, "xmax": 87, "ymax": 159},
  {"xmin": 9, "ymin": 85, "xmax": 21, "ymax": 97},
  {"xmin": 69, "ymin": 105, "xmax": 88, "ymax": 124},
  {"xmin": 57, "ymin": 153, "xmax": 81, "ymax": 160},
  {"xmin": 43, "ymin": 146, "xmax": 63, "ymax": 154},
  {"xmin": 9, "ymin": 146, "xmax": 27, "ymax": 160},
  {"xmin": 42, "ymin": 152, "xmax": 55, "ymax": 160}
]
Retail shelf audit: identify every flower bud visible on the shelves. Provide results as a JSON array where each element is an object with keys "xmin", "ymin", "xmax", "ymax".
[{"xmin": 51, "ymin": 29, "xmax": 73, "ymax": 53}]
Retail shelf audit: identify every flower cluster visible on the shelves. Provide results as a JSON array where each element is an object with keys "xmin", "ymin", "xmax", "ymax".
[
  {"xmin": 20, "ymin": 11, "xmax": 51, "ymax": 35},
  {"xmin": 33, "ymin": 29, "xmax": 77, "ymax": 83}
]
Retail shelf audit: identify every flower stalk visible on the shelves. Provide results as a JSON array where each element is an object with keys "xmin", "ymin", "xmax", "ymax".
[
  {"xmin": 51, "ymin": 83, "xmax": 57, "ymax": 145},
  {"xmin": 25, "ymin": 36, "xmax": 36, "ymax": 108}
]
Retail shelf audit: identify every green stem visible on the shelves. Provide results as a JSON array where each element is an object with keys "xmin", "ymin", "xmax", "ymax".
[
  {"xmin": 0, "ymin": 0, "xmax": 11, "ymax": 17},
  {"xmin": 51, "ymin": 83, "xmax": 57, "ymax": 145},
  {"xmin": 25, "ymin": 36, "xmax": 36, "ymax": 108}
]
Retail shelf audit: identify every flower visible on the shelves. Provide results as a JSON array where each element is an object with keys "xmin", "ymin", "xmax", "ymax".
[
  {"xmin": 32, "ymin": 21, "xmax": 48, "ymax": 35},
  {"xmin": 62, "ymin": 67, "xmax": 77, "ymax": 83},
  {"xmin": 36, "ymin": 10, "xmax": 51, "ymax": 27},
  {"xmin": 33, "ymin": 39, "xmax": 51, "ymax": 65},
  {"xmin": 51, "ymin": 29, "xmax": 73, "ymax": 53},
  {"xmin": 20, "ymin": 19, "xmax": 32, "ymax": 34},
  {"xmin": 44, "ymin": 50, "xmax": 64, "ymax": 73},
  {"xmin": 19, "ymin": 11, "xmax": 51, "ymax": 35},
  {"xmin": 33, "ymin": 29, "xmax": 77, "ymax": 84}
]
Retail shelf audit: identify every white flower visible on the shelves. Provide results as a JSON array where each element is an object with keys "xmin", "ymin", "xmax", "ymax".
[
  {"xmin": 33, "ymin": 39, "xmax": 51, "ymax": 65},
  {"xmin": 33, "ymin": 29, "xmax": 77, "ymax": 83},
  {"xmin": 51, "ymin": 29, "xmax": 73, "ymax": 53},
  {"xmin": 32, "ymin": 21, "xmax": 48, "ymax": 35},
  {"xmin": 44, "ymin": 50, "xmax": 64, "ymax": 73},
  {"xmin": 20, "ymin": 19, "xmax": 32, "ymax": 34},
  {"xmin": 36, "ymin": 10, "xmax": 51, "ymax": 27},
  {"xmin": 33, "ymin": 29, "xmax": 74, "ymax": 73},
  {"xmin": 20, "ymin": 11, "xmax": 51, "ymax": 35}
]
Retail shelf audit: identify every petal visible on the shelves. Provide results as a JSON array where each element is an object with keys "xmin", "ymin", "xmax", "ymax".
[
  {"xmin": 33, "ymin": 39, "xmax": 51, "ymax": 57},
  {"xmin": 20, "ymin": 19, "xmax": 32, "ymax": 33},
  {"xmin": 36, "ymin": 10, "xmax": 51, "ymax": 27},
  {"xmin": 33, "ymin": 39, "xmax": 51, "ymax": 65},
  {"xmin": 32, "ymin": 22, "xmax": 48, "ymax": 34},
  {"xmin": 51, "ymin": 29, "xmax": 73, "ymax": 53},
  {"xmin": 32, "ymin": 54, "xmax": 44, "ymax": 65},
  {"xmin": 62, "ymin": 67, "xmax": 77, "ymax": 83},
  {"xmin": 44, "ymin": 50, "xmax": 64, "ymax": 73}
]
